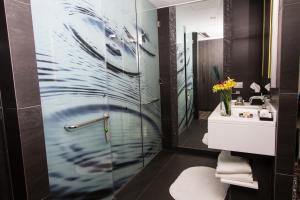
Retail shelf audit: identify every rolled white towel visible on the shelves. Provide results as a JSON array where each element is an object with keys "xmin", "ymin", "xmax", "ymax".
[
  {"xmin": 215, "ymin": 173, "xmax": 253, "ymax": 183},
  {"xmin": 216, "ymin": 151, "xmax": 252, "ymax": 174},
  {"xmin": 202, "ymin": 133, "xmax": 208, "ymax": 145}
]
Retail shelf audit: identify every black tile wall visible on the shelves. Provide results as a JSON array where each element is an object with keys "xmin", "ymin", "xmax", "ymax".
[
  {"xmin": 0, "ymin": 104, "xmax": 12, "ymax": 200},
  {"xmin": 4, "ymin": 0, "xmax": 41, "ymax": 108},
  {"xmin": 224, "ymin": 0, "xmax": 299, "ymax": 198},
  {"xmin": 2, "ymin": 108, "xmax": 27, "ymax": 199},
  {"xmin": 158, "ymin": 7, "xmax": 178, "ymax": 148},
  {"xmin": 192, "ymin": 32, "xmax": 199, "ymax": 118},
  {"xmin": 0, "ymin": 0, "xmax": 17, "ymax": 109},
  {"xmin": 18, "ymin": 106, "xmax": 49, "ymax": 200},
  {"xmin": 276, "ymin": 93, "xmax": 298, "ymax": 175},
  {"xmin": 231, "ymin": 0, "xmax": 250, "ymax": 40},
  {"xmin": 0, "ymin": 152, "xmax": 12, "ymax": 200},
  {"xmin": 223, "ymin": 0, "xmax": 232, "ymax": 79},
  {"xmin": 198, "ymin": 39, "xmax": 223, "ymax": 111},
  {"xmin": 273, "ymin": 0, "xmax": 300, "ymax": 199},
  {"xmin": 283, "ymin": 0, "xmax": 300, "ymax": 5},
  {"xmin": 0, "ymin": 0, "xmax": 50, "ymax": 199},
  {"xmin": 278, "ymin": 2, "xmax": 300, "ymax": 93},
  {"xmin": 224, "ymin": 0, "xmax": 264, "ymax": 100},
  {"xmin": 274, "ymin": 174, "xmax": 293, "ymax": 200}
]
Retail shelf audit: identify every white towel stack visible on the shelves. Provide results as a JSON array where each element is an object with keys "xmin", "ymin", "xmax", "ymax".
[{"xmin": 216, "ymin": 151, "xmax": 258, "ymax": 189}]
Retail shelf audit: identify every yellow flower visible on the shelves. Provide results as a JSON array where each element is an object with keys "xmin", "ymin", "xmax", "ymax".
[{"xmin": 212, "ymin": 77, "xmax": 236, "ymax": 93}]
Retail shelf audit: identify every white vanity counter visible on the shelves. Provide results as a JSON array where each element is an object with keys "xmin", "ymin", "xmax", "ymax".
[{"xmin": 208, "ymin": 101, "xmax": 277, "ymax": 156}]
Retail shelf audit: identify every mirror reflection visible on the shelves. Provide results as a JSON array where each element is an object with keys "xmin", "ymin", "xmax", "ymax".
[{"xmin": 175, "ymin": 0, "xmax": 224, "ymax": 150}]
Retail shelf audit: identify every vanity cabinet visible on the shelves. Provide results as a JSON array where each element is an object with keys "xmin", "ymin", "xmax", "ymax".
[{"xmin": 208, "ymin": 102, "xmax": 277, "ymax": 156}]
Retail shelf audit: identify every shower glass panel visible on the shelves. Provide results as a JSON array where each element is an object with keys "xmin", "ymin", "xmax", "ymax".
[
  {"xmin": 177, "ymin": 26, "xmax": 187, "ymax": 134},
  {"xmin": 31, "ymin": 0, "xmax": 114, "ymax": 199},
  {"xmin": 136, "ymin": 0, "xmax": 162, "ymax": 166},
  {"xmin": 102, "ymin": 0, "xmax": 144, "ymax": 190},
  {"xmin": 185, "ymin": 33, "xmax": 194, "ymax": 127},
  {"xmin": 31, "ymin": 0, "xmax": 161, "ymax": 199},
  {"xmin": 176, "ymin": 27, "xmax": 194, "ymax": 134}
]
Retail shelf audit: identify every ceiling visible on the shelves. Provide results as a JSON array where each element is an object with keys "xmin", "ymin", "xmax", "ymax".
[
  {"xmin": 176, "ymin": 0, "xmax": 223, "ymax": 40},
  {"xmin": 148, "ymin": 0, "xmax": 204, "ymax": 8}
]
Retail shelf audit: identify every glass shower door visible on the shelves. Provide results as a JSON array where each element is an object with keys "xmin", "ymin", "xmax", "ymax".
[
  {"xmin": 31, "ymin": 0, "xmax": 115, "ymax": 199},
  {"xmin": 31, "ymin": 0, "xmax": 162, "ymax": 198},
  {"xmin": 102, "ymin": 0, "xmax": 144, "ymax": 190}
]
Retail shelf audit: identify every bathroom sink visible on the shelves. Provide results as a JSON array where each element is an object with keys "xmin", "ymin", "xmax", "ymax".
[{"xmin": 207, "ymin": 101, "xmax": 277, "ymax": 156}]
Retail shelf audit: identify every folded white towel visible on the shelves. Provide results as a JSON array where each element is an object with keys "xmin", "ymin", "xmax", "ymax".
[
  {"xmin": 202, "ymin": 133, "xmax": 208, "ymax": 145},
  {"xmin": 216, "ymin": 151, "xmax": 252, "ymax": 174},
  {"xmin": 215, "ymin": 173, "xmax": 253, "ymax": 183},
  {"xmin": 221, "ymin": 179, "xmax": 258, "ymax": 190}
]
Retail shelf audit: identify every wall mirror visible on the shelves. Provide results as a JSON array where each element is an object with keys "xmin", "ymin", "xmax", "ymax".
[
  {"xmin": 152, "ymin": 0, "xmax": 278, "ymax": 151},
  {"xmin": 175, "ymin": 0, "xmax": 223, "ymax": 150}
]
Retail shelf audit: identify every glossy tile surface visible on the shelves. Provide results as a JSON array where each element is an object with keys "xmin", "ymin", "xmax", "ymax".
[
  {"xmin": 0, "ymin": 106, "xmax": 12, "ymax": 200},
  {"xmin": 18, "ymin": 106, "xmax": 49, "ymax": 200},
  {"xmin": 276, "ymin": 93, "xmax": 298, "ymax": 175},
  {"xmin": 158, "ymin": 7, "xmax": 178, "ymax": 148},
  {"xmin": 279, "ymin": 2, "xmax": 300, "ymax": 93},
  {"xmin": 115, "ymin": 150, "xmax": 218, "ymax": 200},
  {"xmin": 274, "ymin": 173, "xmax": 293, "ymax": 200},
  {"xmin": 4, "ymin": 0, "xmax": 41, "ymax": 108}
]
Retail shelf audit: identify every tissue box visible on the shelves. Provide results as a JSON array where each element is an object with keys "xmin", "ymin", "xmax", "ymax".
[{"xmin": 259, "ymin": 111, "xmax": 273, "ymax": 121}]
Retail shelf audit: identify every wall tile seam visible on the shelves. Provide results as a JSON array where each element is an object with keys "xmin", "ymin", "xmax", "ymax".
[
  {"xmin": 283, "ymin": 2, "xmax": 300, "ymax": 7},
  {"xmin": 10, "ymin": 0, "xmax": 30, "ymax": 6},
  {"xmin": 278, "ymin": 92, "xmax": 298, "ymax": 95},
  {"xmin": 275, "ymin": 172, "xmax": 294, "ymax": 177},
  {"xmin": 17, "ymin": 105, "xmax": 41, "ymax": 110}
]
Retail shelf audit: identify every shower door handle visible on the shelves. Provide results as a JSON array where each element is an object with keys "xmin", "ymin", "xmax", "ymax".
[
  {"xmin": 64, "ymin": 113, "xmax": 110, "ymax": 143},
  {"xmin": 103, "ymin": 112, "xmax": 110, "ymax": 143}
]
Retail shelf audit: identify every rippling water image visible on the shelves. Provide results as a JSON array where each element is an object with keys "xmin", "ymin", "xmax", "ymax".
[
  {"xmin": 31, "ymin": 0, "xmax": 161, "ymax": 199},
  {"xmin": 177, "ymin": 33, "xmax": 194, "ymax": 134}
]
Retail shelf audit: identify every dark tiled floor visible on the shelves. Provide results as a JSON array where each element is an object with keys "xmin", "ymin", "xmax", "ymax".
[
  {"xmin": 115, "ymin": 150, "xmax": 218, "ymax": 200},
  {"xmin": 178, "ymin": 119, "xmax": 220, "ymax": 153},
  {"xmin": 179, "ymin": 120, "xmax": 208, "ymax": 149}
]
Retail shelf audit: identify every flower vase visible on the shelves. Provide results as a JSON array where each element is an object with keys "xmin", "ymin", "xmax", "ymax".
[{"xmin": 220, "ymin": 91, "xmax": 232, "ymax": 116}]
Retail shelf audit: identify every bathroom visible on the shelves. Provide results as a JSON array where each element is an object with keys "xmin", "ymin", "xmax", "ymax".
[{"xmin": 0, "ymin": 0, "xmax": 299, "ymax": 200}]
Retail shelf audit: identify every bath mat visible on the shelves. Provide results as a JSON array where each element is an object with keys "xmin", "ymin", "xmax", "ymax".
[{"xmin": 169, "ymin": 167, "xmax": 229, "ymax": 200}]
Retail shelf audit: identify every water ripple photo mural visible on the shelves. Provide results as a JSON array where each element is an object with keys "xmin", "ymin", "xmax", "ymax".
[{"xmin": 31, "ymin": 0, "xmax": 161, "ymax": 199}]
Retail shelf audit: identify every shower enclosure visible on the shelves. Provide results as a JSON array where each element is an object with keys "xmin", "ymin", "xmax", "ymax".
[{"xmin": 31, "ymin": 0, "xmax": 161, "ymax": 199}]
